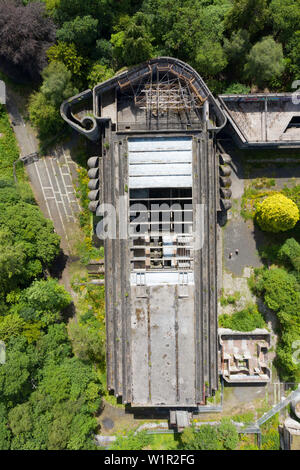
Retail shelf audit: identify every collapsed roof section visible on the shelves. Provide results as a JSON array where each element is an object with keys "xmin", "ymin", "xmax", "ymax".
[{"xmin": 61, "ymin": 57, "xmax": 227, "ymax": 138}]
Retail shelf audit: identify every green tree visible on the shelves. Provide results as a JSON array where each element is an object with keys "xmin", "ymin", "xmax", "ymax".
[
  {"xmin": 255, "ymin": 266, "xmax": 300, "ymax": 381},
  {"xmin": 219, "ymin": 304, "xmax": 266, "ymax": 331},
  {"xmin": 181, "ymin": 421, "xmax": 238, "ymax": 450},
  {"xmin": 224, "ymin": 0, "xmax": 270, "ymax": 36},
  {"xmin": 8, "ymin": 403, "xmax": 33, "ymax": 436},
  {"xmin": 92, "ymin": 38, "xmax": 113, "ymax": 64},
  {"xmin": 39, "ymin": 357, "xmax": 101, "ymax": 412},
  {"xmin": 28, "ymin": 92, "xmax": 64, "ymax": 141},
  {"xmin": 278, "ymin": 238, "xmax": 300, "ymax": 272},
  {"xmin": 36, "ymin": 324, "xmax": 72, "ymax": 364},
  {"xmin": 51, "ymin": 0, "xmax": 107, "ymax": 26},
  {"xmin": 68, "ymin": 319, "xmax": 105, "ymax": 363},
  {"xmin": 224, "ymin": 29, "xmax": 251, "ymax": 77},
  {"xmin": 141, "ymin": 0, "xmax": 231, "ymax": 78},
  {"xmin": 47, "ymin": 41, "xmax": 86, "ymax": 77},
  {"xmin": 195, "ymin": 40, "xmax": 227, "ymax": 76},
  {"xmin": 0, "ymin": 313, "xmax": 26, "ymax": 343},
  {"xmin": 0, "ymin": 201, "xmax": 60, "ymax": 292},
  {"xmin": 224, "ymin": 83, "xmax": 251, "ymax": 94},
  {"xmin": 111, "ymin": 13, "xmax": 154, "ymax": 67},
  {"xmin": 286, "ymin": 30, "xmax": 300, "ymax": 84},
  {"xmin": 14, "ymin": 279, "xmax": 72, "ymax": 326},
  {"xmin": 87, "ymin": 63, "xmax": 114, "ymax": 88},
  {"xmin": 270, "ymin": 0, "xmax": 300, "ymax": 43},
  {"xmin": 56, "ymin": 15, "xmax": 99, "ymax": 48},
  {"xmin": 0, "ymin": 404, "xmax": 11, "ymax": 450},
  {"xmin": 40, "ymin": 61, "xmax": 78, "ymax": 107},
  {"xmin": 255, "ymin": 193, "xmax": 299, "ymax": 232},
  {"xmin": 244, "ymin": 37, "xmax": 285, "ymax": 88},
  {"xmin": 0, "ymin": 338, "xmax": 34, "ymax": 402},
  {"xmin": 181, "ymin": 424, "xmax": 222, "ymax": 450}
]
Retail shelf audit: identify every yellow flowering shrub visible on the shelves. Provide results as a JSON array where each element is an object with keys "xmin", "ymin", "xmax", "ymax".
[{"xmin": 255, "ymin": 193, "xmax": 299, "ymax": 233}]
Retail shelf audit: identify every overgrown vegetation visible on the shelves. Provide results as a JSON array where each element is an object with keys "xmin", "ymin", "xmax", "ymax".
[
  {"xmin": 0, "ymin": 105, "xmax": 101, "ymax": 450},
  {"xmin": 240, "ymin": 174, "xmax": 300, "ymax": 382},
  {"xmin": 253, "ymin": 261, "xmax": 300, "ymax": 382},
  {"xmin": 0, "ymin": 179, "xmax": 102, "ymax": 449},
  {"xmin": 180, "ymin": 419, "xmax": 239, "ymax": 451},
  {"xmin": 219, "ymin": 304, "xmax": 266, "ymax": 331}
]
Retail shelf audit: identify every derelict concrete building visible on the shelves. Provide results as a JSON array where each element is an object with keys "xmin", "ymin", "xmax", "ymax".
[{"xmin": 60, "ymin": 57, "xmax": 230, "ymax": 408}]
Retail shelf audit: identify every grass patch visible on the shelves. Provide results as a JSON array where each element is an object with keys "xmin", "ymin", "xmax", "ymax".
[
  {"xmin": 232, "ymin": 411, "xmax": 255, "ymax": 425},
  {"xmin": 150, "ymin": 433, "xmax": 181, "ymax": 450},
  {"xmin": 260, "ymin": 414, "xmax": 280, "ymax": 450}
]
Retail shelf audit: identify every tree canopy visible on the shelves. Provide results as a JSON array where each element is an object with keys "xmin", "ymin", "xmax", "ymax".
[{"xmin": 0, "ymin": 1, "xmax": 55, "ymax": 79}]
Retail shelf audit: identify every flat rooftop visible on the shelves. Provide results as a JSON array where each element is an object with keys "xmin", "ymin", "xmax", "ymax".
[{"xmin": 219, "ymin": 93, "xmax": 300, "ymax": 147}]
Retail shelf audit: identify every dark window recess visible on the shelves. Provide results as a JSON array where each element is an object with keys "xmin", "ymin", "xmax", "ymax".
[{"xmin": 284, "ymin": 116, "xmax": 300, "ymax": 132}]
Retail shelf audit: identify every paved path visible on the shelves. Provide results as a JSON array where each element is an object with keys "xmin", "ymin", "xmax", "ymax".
[
  {"xmin": 221, "ymin": 142, "xmax": 264, "ymax": 276},
  {"xmin": 25, "ymin": 147, "xmax": 81, "ymax": 253},
  {"xmin": 5, "ymin": 89, "xmax": 38, "ymax": 157},
  {"xmin": 5, "ymin": 87, "xmax": 81, "ymax": 254}
]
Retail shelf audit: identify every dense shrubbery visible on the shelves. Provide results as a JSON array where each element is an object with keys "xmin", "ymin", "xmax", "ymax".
[
  {"xmin": 0, "ymin": 179, "xmax": 102, "ymax": 448},
  {"xmin": 0, "ymin": 199, "xmax": 60, "ymax": 293},
  {"xmin": 254, "ymin": 250, "xmax": 300, "ymax": 382},
  {"xmin": 278, "ymin": 237, "xmax": 300, "ymax": 273},
  {"xmin": 0, "ymin": 109, "xmax": 102, "ymax": 448},
  {"xmin": 255, "ymin": 193, "xmax": 299, "ymax": 233},
  {"xmin": 219, "ymin": 304, "xmax": 266, "ymax": 331},
  {"xmin": 181, "ymin": 419, "xmax": 239, "ymax": 451}
]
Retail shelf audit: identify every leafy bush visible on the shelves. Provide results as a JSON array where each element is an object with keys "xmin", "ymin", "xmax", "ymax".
[
  {"xmin": 181, "ymin": 419, "xmax": 239, "ymax": 451},
  {"xmin": 255, "ymin": 193, "xmax": 299, "ymax": 233},
  {"xmin": 219, "ymin": 304, "xmax": 266, "ymax": 331},
  {"xmin": 224, "ymin": 82, "xmax": 251, "ymax": 94},
  {"xmin": 278, "ymin": 237, "xmax": 300, "ymax": 272},
  {"xmin": 220, "ymin": 291, "xmax": 241, "ymax": 306}
]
